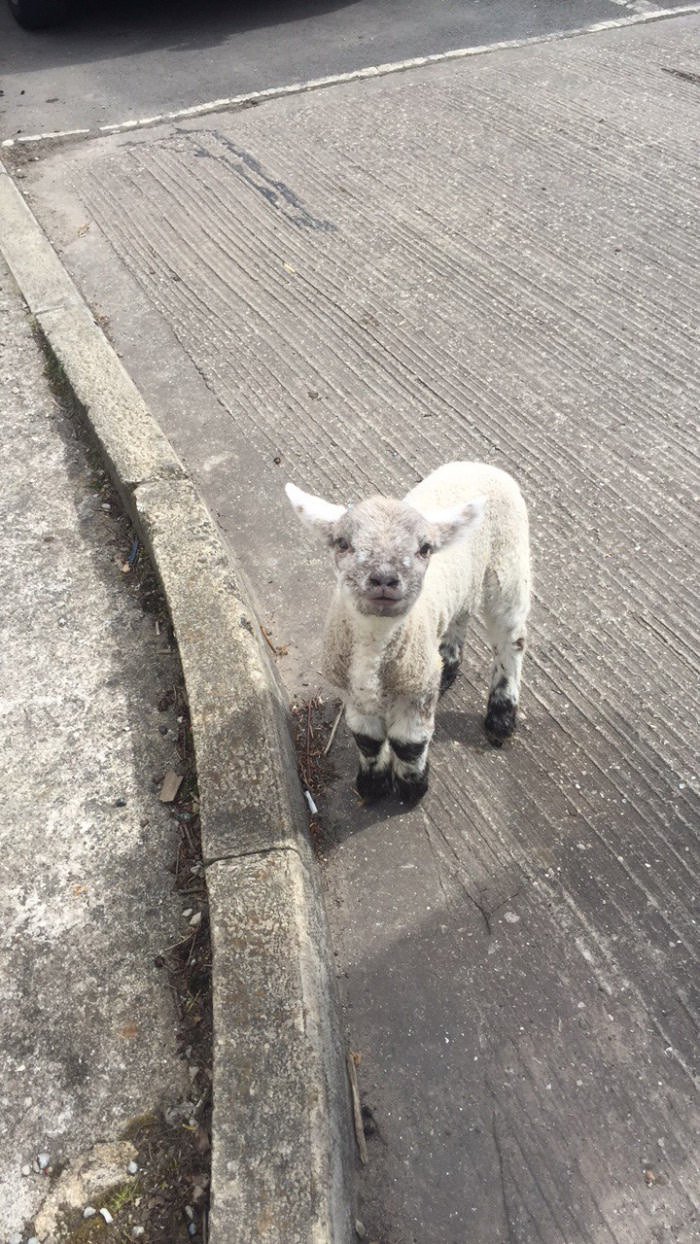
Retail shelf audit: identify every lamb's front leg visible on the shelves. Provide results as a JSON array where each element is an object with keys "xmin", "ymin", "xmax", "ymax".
[
  {"xmin": 345, "ymin": 703, "xmax": 391, "ymax": 801},
  {"xmin": 387, "ymin": 696, "xmax": 437, "ymax": 804}
]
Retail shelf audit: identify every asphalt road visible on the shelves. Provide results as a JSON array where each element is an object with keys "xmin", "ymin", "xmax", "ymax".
[{"xmin": 0, "ymin": 0, "xmax": 693, "ymax": 140}]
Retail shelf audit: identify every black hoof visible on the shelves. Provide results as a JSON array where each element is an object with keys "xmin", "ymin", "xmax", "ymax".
[
  {"xmin": 394, "ymin": 765, "xmax": 430, "ymax": 805},
  {"xmin": 440, "ymin": 659, "xmax": 460, "ymax": 695},
  {"xmin": 485, "ymin": 696, "xmax": 517, "ymax": 745},
  {"xmin": 356, "ymin": 766, "xmax": 392, "ymax": 802}
]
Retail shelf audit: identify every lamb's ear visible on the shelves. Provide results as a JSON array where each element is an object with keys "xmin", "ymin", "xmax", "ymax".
[
  {"xmin": 420, "ymin": 496, "xmax": 487, "ymax": 552},
  {"xmin": 285, "ymin": 483, "xmax": 346, "ymax": 541}
]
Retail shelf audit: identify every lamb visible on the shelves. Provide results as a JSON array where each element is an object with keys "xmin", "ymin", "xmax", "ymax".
[{"xmin": 285, "ymin": 461, "xmax": 530, "ymax": 803}]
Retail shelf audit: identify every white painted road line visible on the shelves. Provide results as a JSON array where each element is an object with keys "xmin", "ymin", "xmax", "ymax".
[
  {"xmin": 2, "ymin": 4, "xmax": 699, "ymax": 148},
  {"xmin": 1, "ymin": 128, "xmax": 91, "ymax": 147}
]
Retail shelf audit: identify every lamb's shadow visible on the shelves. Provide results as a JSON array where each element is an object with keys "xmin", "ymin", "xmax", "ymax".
[{"xmin": 433, "ymin": 703, "xmax": 492, "ymax": 749}]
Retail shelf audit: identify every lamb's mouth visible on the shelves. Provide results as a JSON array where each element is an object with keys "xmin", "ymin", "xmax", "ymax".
[{"xmin": 362, "ymin": 591, "xmax": 406, "ymax": 616}]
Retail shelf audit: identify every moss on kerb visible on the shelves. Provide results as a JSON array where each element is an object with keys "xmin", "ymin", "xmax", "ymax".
[
  {"xmin": 119, "ymin": 1112, "xmax": 158, "ymax": 1140},
  {"xmin": 55, "ymin": 1178, "xmax": 137, "ymax": 1239},
  {"xmin": 45, "ymin": 1113, "xmax": 208, "ymax": 1239}
]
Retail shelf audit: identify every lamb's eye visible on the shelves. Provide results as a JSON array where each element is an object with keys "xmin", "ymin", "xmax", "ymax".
[
  {"xmin": 418, "ymin": 542, "xmax": 432, "ymax": 558},
  {"xmin": 335, "ymin": 537, "xmax": 350, "ymax": 552}
]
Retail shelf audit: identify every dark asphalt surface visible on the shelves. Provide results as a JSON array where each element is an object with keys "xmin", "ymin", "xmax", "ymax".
[{"xmin": 0, "ymin": 0, "xmax": 694, "ymax": 138}]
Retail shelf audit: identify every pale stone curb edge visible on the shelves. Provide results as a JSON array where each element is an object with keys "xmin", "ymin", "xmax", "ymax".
[{"xmin": 0, "ymin": 161, "xmax": 353, "ymax": 1244}]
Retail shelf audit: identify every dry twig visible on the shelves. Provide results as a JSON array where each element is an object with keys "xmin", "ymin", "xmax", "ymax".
[
  {"xmin": 261, "ymin": 625, "xmax": 289, "ymax": 657},
  {"xmin": 347, "ymin": 1052, "xmax": 368, "ymax": 1165},
  {"xmin": 323, "ymin": 703, "xmax": 344, "ymax": 756},
  {"xmin": 260, "ymin": 625, "xmax": 278, "ymax": 654}
]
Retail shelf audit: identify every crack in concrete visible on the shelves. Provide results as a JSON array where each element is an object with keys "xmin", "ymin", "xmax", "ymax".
[
  {"xmin": 491, "ymin": 1104, "xmax": 517, "ymax": 1244},
  {"xmin": 203, "ymin": 842, "xmax": 303, "ymax": 869}
]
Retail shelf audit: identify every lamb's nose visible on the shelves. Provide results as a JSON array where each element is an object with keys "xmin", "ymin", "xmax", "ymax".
[{"xmin": 369, "ymin": 570, "xmax": 400, "ymax": 589}]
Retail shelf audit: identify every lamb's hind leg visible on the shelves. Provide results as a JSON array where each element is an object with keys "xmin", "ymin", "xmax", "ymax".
[
  {"xmin": 439, "ymin": 610, "xmax": 471, "ymax": 694},
  {"xmin": 345, "ymin": 704, "xmax": 391, "ymax": 801},
  {"xmin": 483, "ymin": 579, "xmax": 529, "ymax": 746}
]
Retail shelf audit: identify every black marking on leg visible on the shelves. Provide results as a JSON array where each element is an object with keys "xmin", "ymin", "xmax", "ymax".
[
  {"xmin": 388, "ymin": 737, "xmax": 427, "ymax": 763},
  {"xmin": 352, "ymin": 732, "xmax": 383, "ymax": 759},
  {"xmin": 356, "ymin": 765, "xmax": 392, "ymax": 801},
  {"xmin": 485, "ymin": 694, "xmax": 517, "ymax": 745},
  {"xmin": 513, "ymin": 636, "xmax": 526, "ymax": 651},
  {"xmin": 440, "ymin": 658, "xmax": 460, "ymax": 694},
  {"xmin": 394, "ymin": 763, "xmax": 430, "ymax": 805}
]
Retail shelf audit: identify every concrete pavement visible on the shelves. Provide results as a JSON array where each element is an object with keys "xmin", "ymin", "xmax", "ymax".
[
  {"xmin": 2, "ymin": 9, "xmax": 699, "ymax": 1244},
  {"xmin": 0, "ymin": 251, "xmax": 195, "ymax": 1240}
]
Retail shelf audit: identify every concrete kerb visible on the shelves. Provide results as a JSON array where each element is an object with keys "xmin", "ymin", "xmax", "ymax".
[{"xmin": 0, "ymin": 162, "xmax": 353, "ymax": 1244}]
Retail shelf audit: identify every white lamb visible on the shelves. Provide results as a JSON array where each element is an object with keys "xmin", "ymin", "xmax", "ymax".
[{"xmin": 285, "ymin": 462, "xmax": 530, "ymax": 803}]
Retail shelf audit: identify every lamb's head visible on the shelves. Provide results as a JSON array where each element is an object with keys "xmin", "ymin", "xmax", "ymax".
[{"xmin": 285, "ymin": 482, "xmax": 485, "ymax": 618}]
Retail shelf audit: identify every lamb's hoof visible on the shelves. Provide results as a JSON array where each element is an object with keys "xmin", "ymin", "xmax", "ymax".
[
  {"xmin": 439, "ymin": 659, "xmax": 460, "ymax": 695},
  {"xmin": 394, "ymin": 766, "xmax": 430, "ymax": 805},
  {"xmin": 356, "ymin": 767, "xmax": 392, "ymax": 802},
  {"xmin": 485, "ymin": 697, "xmax": 517, "ymax": 746}
]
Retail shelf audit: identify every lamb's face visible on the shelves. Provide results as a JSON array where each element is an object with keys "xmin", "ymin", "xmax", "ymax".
[
  {"xmin": 285, "ymin": 481, "xmax": 486, "ymax": 619},
  {"xmin": 330, "ymin": 497, "xmax": 433, "ymax": 618}
]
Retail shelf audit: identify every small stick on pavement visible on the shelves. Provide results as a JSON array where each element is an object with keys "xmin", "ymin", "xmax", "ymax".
[
  {"xmin": 261, "ymin": 625, "xmax": 289, "ymax": 657},
  {"xmin": 323, "ymin": 703, "xmax": 344, "ymax": 756},
  {"xmin": 186, "ymin": 925, "xmax": 201, "ymax": 970},
  {"xmin": 168, "ymin": 983, "xmax": 184, "ymax": 1021},
  {"xmin": 305, "ymin": 698, "xmax": 313, "ymax": 762},
  {"xmin": 260, "ymin": 625, "xmax": 278, "ymax": 655},
  {"xmin": 164, "ymin": 931, "xmax": 196, "ymax": 953},
  {"xmin": 347, "ymin": 1052, "xmax": 368, "ymax": 1165}
]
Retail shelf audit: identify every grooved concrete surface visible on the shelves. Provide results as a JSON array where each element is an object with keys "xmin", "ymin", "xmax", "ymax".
[{"xmin": 18, "ymin": 15, "xmax": 700, "ymax": 1242}]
